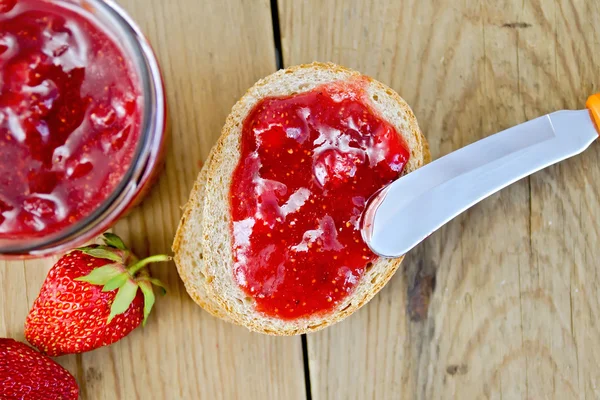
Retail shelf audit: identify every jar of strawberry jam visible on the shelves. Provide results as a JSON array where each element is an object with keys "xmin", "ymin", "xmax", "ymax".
[{"xmin": 0, "ymin": 0, "xmax": 166, "ymax": 257}]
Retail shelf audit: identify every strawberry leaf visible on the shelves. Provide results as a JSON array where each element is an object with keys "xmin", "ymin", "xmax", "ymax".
[
  {"xmin": 102, "ymin": 272, "xmax": 129, "ymax": 292},
  {"xmin": 102, "ymin": 233, "xmax": 127, "ymax": 250},
  {"xmin": 74, "ymin": 264, "xmax": 123, "ymax": 285},
  {"xmin": 107, "ymin": 279, "xmax": 139, "ymax": 324},
  {"xmin": 78, "ymin": 247, "xmax": 122, "ymax": 263},
  {"xmin": 75, "ymin": 246, "xmax": 96, "ymax": 252},
  {"xmin": 138, "ymin": 276, "xmax": 167, "ymax": 295},
  {"xmin": 139, "ymin": 280, "xmax": 155, "ymax": 326},
  {"xmin": 148, "ymin": 278, "xmax": 167, "ymax": 295}
]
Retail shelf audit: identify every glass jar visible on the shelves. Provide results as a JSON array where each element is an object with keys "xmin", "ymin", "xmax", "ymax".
[{"xmin": 0, "ymin": 0, "xmax": 167, "ymax": 258}]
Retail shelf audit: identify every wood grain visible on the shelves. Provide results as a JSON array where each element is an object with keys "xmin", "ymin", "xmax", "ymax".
[
  {"xmin": 279, "ymin": 0, "xmax": 600, "ymax": 399},
  {"xmin": 0, "ymin": 1, "xmax": 307, "ymax": 399}
]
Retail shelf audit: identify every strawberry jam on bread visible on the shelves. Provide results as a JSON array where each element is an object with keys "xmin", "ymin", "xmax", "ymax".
[
  {"xmin": 230, "ymin": 79, "xmax": 410, "ymax": 319},
  {"xmin": 173, "ymin": 63, "xmax": 430, "ymax": 335}
]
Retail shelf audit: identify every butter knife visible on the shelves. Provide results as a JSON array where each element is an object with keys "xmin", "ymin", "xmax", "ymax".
[{"xmin": 361, "ymin": 94, "xmax": 600, "ymax": 258}]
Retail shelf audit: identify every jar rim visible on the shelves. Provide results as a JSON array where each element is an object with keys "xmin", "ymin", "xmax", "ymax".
[{"xmin": 0, "ymin": 0, "xmax": 166, "ymax": 257}]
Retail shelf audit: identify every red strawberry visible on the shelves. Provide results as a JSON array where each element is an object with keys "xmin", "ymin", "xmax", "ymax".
[
  {"xmin": 25, "ymin": 233, "xmax": 170, "ymax": 357},
  {"xmin": 0, "ymin": 338, "xmax": 79, "ymax": 399}
]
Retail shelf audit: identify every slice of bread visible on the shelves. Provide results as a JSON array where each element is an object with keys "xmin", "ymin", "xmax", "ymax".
[{"xmin": 173, "ymin": 62, "xmax": 431, "ymax": 335}]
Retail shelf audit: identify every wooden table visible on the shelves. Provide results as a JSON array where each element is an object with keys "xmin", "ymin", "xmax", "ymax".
[{"xmin": 2, "ymin": 0, "xmax": 600, "ymax": 398}]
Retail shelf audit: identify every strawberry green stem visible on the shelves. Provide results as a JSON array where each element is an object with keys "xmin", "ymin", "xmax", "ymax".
[{"xmin": 127, "ymin": 255, "xmax": 171, "ymax": 275}]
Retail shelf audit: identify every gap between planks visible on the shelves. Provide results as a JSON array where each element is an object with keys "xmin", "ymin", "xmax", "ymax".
[{"xmin": 270, "ymin": 0, "xmax": 313, "ymax": 399}]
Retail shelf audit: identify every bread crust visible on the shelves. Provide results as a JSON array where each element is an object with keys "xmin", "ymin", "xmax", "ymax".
[{"xmin": 173, "ymin": 62, "xmax": 431, "ymax": 335}]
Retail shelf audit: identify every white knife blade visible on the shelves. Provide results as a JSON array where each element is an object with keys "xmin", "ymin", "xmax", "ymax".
[{"xmin": 361, "ymin": 103, "xmax": 600, "ymax": 259}]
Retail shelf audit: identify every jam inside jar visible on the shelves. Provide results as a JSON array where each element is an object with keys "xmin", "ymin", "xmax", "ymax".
[{"xmin": 0, "ymin": 0, "xmax": 166, "ymax": 257}]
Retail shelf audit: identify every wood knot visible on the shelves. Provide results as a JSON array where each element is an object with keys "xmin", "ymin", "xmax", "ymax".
[
  {"xmin": 407, "ymin": 272, "xmax": 436, "ymax": 322},
  {"xmin": 85, "ymin": 367, "xmax": 103, "ymax": 383},
  {"xmin": 446, "ymin": 364, "xmax": 468, "ymax": 376},
  {"xmin": 501, "ymin": 22, "xmax": 532, "ymax": 29}
]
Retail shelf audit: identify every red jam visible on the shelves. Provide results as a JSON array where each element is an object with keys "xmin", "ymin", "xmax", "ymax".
[
  {"xmin": 230, "ymin": 80, "xmax": 410, "ymax": 319},
  {"xmin": 0, "ymin": 0, "xmax": 141, "ymax": 239}
]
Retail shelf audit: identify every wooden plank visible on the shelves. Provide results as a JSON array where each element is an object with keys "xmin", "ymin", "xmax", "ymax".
[
  {"xmin": 279, "ymin": 0, "xmax": 600, "ymax": 398},
  {"xmin": 0, "ymin": 1, "xmax": 307, "ymax": 399},
  {"xmin": 526, "ymin": 1, "xmax": 600, "ymax": 398}
]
